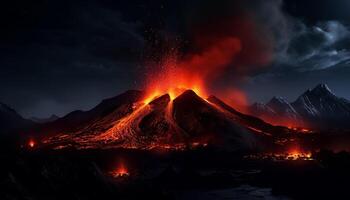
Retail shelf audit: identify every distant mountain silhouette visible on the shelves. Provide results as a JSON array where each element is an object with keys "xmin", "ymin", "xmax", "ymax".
[
  {"xmin": 249, "ymin": 84, "xmax": 350, "ymax": 129},
  {"xmin": 0, "ymin": 102, "xmax": 36, "ymax": 150},
  {"xmin": 0, "ymin": 102, "xmax": 34, "ymax": 135},
  {"xmin": 30, "ymin": 115, "xmax": 59, "ymax": 123}
]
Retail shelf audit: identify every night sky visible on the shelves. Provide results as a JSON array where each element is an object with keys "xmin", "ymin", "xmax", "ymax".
[{"xmin": 1, "ymin": 0, "xmax": 350, "ymax": 118}]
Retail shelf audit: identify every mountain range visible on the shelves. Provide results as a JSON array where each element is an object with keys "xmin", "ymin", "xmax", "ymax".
[
  {"xmin": 30, "ymin": 115, "xmax": 59, "ymax": 124},
  {"xmin": 249, "ymin": 84, "xmax": 350, "ymax": 129}
]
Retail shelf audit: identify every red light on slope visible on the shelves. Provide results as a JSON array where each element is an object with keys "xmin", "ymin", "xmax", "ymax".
[
  {"xmin": 28, "ymin": 139, "xmax": 35, "ymax": 148},
  {"xmin": 301, "ymin": 128, "xmax": 311, "ymax": 133},
  {"xmin": 110, "ymin": 162, "xmax": 130, "ymax": 178},
  {"xmin": 287, "ymin": 148, "xmax": 312, "ymax": 160}
]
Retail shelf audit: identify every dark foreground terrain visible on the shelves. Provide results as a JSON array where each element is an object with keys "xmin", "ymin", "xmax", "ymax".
[{"xmin": 1, "ymin": 147, "xmax": 350, "ymax": 200}]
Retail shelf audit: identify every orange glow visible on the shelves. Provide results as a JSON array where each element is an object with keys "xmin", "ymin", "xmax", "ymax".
[
  {"xmin": 96, "ymin": 103, "xmax": 150, "ymax": 144},
  {"xmin": 28, "ymin": 139, "xmax": 35, "ymax": 148},
  {"xmin": 143, "ymin": 84, "xmax": 205, "ymax": 104},
  {"xmin": 214, "ymin": 88, "xmax": 248, "ymax": 112},
  {"xmin": 111, "ymin": 162, "xmax": 129, "ymax": 178},
  {"xmin": 143, "ymin": 90, "xmax": 161, "ymax": 104},
  {"xmin": 143, "ymin": 68, "xmax": 207, "ymax": 104},
  {"xmin": 301, "ymin": 128, "xmax": 311, "ymax": 133},
  {"xmin": 287, "ymin": 148, "xmax": 312, "ymax": 160},
  {"xmin": 140, "ymin": 14, "xmax": 277, "ymax": 111},
  {"xmin": 285, "ymin": 127, "xmax": 313, "ymax": 134},
  {"xmin": 247, "ymin": 126, "xmax": 272, "ymax": 137},
  {"xmin": 255, "ymin": 115, "xmax": 306, "ymax": 129},
  {"xmin": 246, "ymin": 151, "xmax": 313, "ymax": 161},
  {"xmin": 142, "ymin": 37, "xmax": 242, "ymax": 104}
]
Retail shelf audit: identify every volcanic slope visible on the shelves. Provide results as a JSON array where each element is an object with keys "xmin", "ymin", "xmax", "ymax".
[{"xmin": 39, "ymin": 90, "xmax": 287, "ymax": 151}]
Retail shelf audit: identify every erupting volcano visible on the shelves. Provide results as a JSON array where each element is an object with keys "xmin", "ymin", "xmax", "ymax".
[
  {"xmin": 31, "ymin": 25, "xmax": 290, "ymax": 152},
  {"xmin": 34, "ymin": 23, "xmax": 282, "ymax": 151},
  {"xmin": 37, "ymin": 86, "xmax": 290, "ymax": 151}
]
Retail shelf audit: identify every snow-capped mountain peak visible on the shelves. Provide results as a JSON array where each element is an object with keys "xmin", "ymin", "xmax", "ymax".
[
  {"xmin": 307, "ymin": 83, "xmax": 335, "ymax": 97},
  {"xmin": 267, "ymin": 96, "xmax": 298, "ymax": 117},
  {"xmin": 249, "ymin": 84, "xmax": 350, "ymax": 129}
]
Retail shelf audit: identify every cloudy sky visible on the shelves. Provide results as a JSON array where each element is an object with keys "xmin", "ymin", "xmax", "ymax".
[{"xmin": 1, "ymin": 0, "xmax": 350, "ymax": 118}]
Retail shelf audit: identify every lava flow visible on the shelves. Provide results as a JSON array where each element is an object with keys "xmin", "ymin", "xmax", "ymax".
[{"xmin": 110, "ymin": 161, "xmax": 130, "ymax": 178}]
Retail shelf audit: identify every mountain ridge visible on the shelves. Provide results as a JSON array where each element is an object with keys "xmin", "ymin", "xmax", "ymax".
[
  {"xmin": 0, "ymin": 102, "xmax": 35, "ymax": 135},
  {"xmin": 249, "ymin": 84, "xmax": 350, "ymax": 129}
]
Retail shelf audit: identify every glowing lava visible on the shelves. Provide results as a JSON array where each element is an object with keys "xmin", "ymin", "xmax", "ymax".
[
  {"xmin": 143, "ymin": 86, "xmax": 204, "ymax": 104},
  {"xmin": 287, "ymin": 127, "xmax": 313, "ymax": 134},
  {"xmin": 111, "ymin": 162, "xmax": 129, "ymax": 178},
  {"xmin": 94, "ymin": 102, "xmax": 151, "ymax": 147},
  {"xmin": 28, "ymin": 139, "xmax": 35, "ymax": 148},
  {"xmin": 286, "ymin": 146, "xmax": 313, "ymax": 160},
  {"xmin": 142, "ymin": 36, "xmax": 243, "ymax": 105},
  {"xmin": 287, "ymin": 149, "xmax": 312, "ymax": 160}
]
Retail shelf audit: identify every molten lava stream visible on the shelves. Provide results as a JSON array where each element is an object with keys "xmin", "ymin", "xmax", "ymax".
[{"xmin": 92, "ymin": 103, "xmax": 152, "ymax": 147}]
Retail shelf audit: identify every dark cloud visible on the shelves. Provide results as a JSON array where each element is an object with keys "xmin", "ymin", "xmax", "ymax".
[
  {"xmin": 277, "ymin": 21, "xmax": 350, "ymax": 71},
  {"xmin": 284, "ymin": 0, "xmax": 350, "ymax": 23},
  {"xmin": 236, "ymin": 1, "xmax": 350, "ymax": 103},
  {"xmin": 0, "ymin": 0, "xmax": 144, "ymax": 118}
]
